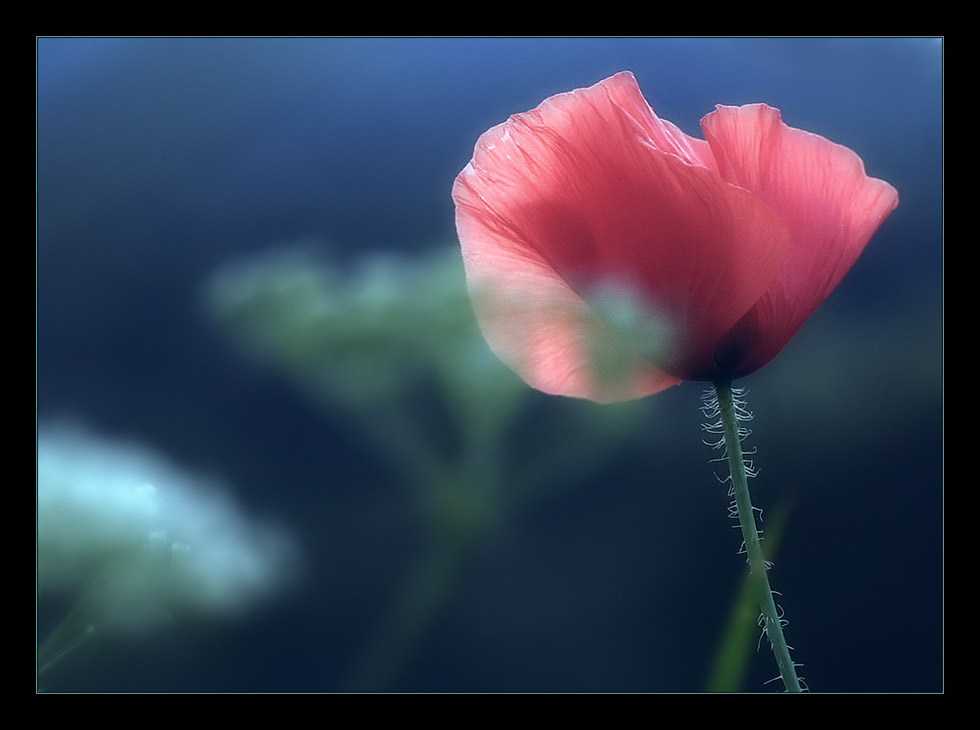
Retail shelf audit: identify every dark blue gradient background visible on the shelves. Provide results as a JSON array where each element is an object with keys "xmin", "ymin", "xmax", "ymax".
[{"xmin": 37, "ymin": 37, "xmax": 942, "ymax": 693}]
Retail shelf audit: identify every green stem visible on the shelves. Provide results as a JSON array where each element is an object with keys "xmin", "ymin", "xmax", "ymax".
[
  {"xmin": 713, "ymin": 379, "xmax": 802, "ymax": 693},
  {"xmin": 342, "ymin": 532, "xmax": 469, "ymax": 692}
]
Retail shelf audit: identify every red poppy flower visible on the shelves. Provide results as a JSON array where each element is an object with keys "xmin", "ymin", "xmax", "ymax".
[{"xmin": 452, "ymin": 72, "xmax": 898, "ymax": 403}]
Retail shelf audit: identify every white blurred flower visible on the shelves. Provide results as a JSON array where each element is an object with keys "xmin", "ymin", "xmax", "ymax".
[{"xmin": 37, "ymin": 421, "xmax": 297, "ymax": 634}]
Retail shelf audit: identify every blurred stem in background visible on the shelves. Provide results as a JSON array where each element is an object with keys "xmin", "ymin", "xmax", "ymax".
[{"xmin": 206, "ymin": 244, "xmax": 644, "ymax": 692}]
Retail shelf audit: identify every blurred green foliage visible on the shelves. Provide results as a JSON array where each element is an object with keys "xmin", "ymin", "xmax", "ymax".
[{"xmin": 205, "ymin": 243, "xmax": 651, "ymax": 690}]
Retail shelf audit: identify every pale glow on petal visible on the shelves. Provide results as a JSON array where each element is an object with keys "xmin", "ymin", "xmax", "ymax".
[{"xmin": 458, "ymin": 209, "xmax": 681, "ymax": 403}]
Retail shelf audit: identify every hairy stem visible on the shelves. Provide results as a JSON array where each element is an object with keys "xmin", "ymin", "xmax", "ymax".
[{"xmin": 713, "ymin": 379, "xmax": 802, "ymax": 693}]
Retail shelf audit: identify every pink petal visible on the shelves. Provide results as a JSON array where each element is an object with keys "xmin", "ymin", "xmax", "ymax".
[
  {"xmin": 701, "ymin": 104, "xmax": 899, "ymax": 376},
  {"xmin": 452, "ymin": 228, "xmax": 681, "ymax": 403},
  {"xmin": 453, "ymin": 72, "xmax": 791, "ymax": 400}
]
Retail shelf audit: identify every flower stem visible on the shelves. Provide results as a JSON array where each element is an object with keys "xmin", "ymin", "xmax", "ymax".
[{"xmin": 712, "ymin": 379, "xmax": 803, "ymax": 693}]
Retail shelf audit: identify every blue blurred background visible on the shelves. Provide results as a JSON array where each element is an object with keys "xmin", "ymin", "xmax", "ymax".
[{"xmin": 37, "ymin": 37, "xmax": 942, "ymax": 693}]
